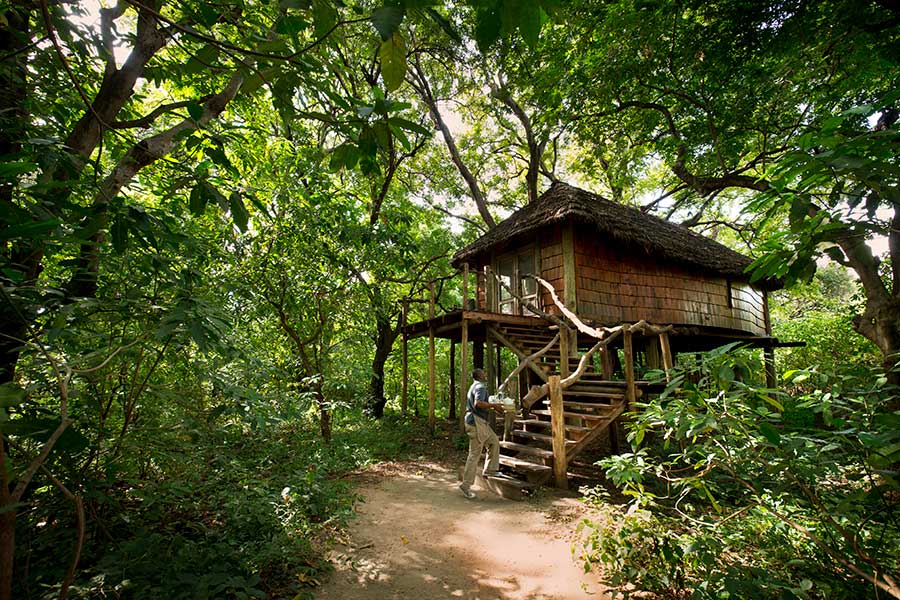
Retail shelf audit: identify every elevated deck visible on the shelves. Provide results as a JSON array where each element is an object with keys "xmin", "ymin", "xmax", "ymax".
[{"xmin": 402, "ymin": 308, "xmax": 794, "ymax": 352}]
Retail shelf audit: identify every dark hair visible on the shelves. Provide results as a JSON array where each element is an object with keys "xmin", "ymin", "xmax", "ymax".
[{"xmin": 471, "ymin": 368, "xmax": 485, "ymax": 380}]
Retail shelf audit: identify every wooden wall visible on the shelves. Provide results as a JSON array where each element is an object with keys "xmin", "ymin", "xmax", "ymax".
[
  {"xmin": 573, "ymin": 226, "xmax": 767, "ymax": 335},
  {"xmin": 539, "ymin": 226, "xmax": 564, "ymax": 315}
]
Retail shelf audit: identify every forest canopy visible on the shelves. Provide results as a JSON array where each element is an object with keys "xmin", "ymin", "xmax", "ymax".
[{"xmin": 1, "ymin": 0, "xmax": 898, "ymax": 598}]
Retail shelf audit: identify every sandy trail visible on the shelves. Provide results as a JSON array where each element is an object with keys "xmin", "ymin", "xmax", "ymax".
[{"xmin": 316, "ymin": 462, "xmax": 609, "ymax": 600}]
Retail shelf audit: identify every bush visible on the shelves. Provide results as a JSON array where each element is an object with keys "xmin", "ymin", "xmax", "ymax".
[
  {"xmin": 577, "ymin": 345, "xmax": 900, "ymax": 599},
  {"xmin": 14, "ymin": 416, "xmax": 430, "ymax": 599}
]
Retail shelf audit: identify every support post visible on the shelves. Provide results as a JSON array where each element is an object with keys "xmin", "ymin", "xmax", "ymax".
[
  {"xmin": 428, "ymin": 283, "xmax": 436, "ymax": 434},
  {"xmin": 459, "ymin": 318, "xmax": 468, "ymax": 432},
  {"xmin": 764, "ymin": 347, "xmax": 776, "ymax": 389},
  {"xmin": 562, "ymin": 223, "xmax": 577, "ymax": 312},
  {"xmin": 486, "ymin": 340, "xmax": 496, "ymax": 394},
  {"xmin": 549, "ymin": 375, "xmax": 568, "ymax": 490},
  {"xmin": 623, "ymin": 327, "xmax": 636, "ymax": 407},
  {"xmin": 448, "ymin": 341, "xmax": 456, "ymax": 421},
  {"xmin": 401, "ymin": 301, "xmax": 408, "ymax": 415},
  {"xmin": 659, "ymin": 331, "xmax": 674, "ymax": 381},
  {"xmin": 559, "ymin": 328, "xmax": 570, "ymax": 378},
  {"xmin": 462, "ymin": 262, "xmax": 469, "ymax": 310},
  {"xmin": 609, "ymin": 420, "xmax": 620, "ymax": 454},
  {"xmin": 600, "ymin": 346, "xmax": 613, "ymax": 379}
]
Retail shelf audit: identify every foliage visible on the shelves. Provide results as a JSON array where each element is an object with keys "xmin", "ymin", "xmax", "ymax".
[
  {"xmin": 15, "ymin": 415, "xmax": 426, "ymax": 599},
  {"xmin": 771, "ymin": 264, "xmax": 880, "ymax": 379},
  {"xmin": 578, "ymin": 345, "xmax": 900, "ymax": 599}
]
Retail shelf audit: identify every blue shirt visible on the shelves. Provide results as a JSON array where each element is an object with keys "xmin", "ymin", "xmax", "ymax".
[{"xmin": 465, "ymin": 380, "xmax": 488, "ymax": 426}]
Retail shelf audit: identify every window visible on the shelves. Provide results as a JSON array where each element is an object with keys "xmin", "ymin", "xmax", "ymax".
[
  {"xmin": 495, "ymin": 248, "xmax": 537, "ymax": 315},
  {"xmin": 498, "ymin": 257, "xmax": 515, "ymax": 314},
  {"xmin": 519, "ymin": 252, "xmax": 537, "ymax": 314}
]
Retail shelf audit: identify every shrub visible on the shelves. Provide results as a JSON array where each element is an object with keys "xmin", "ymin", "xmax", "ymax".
[{"xmin": 578, "ymin": 344, "xmax": 900, "ymax": 599}]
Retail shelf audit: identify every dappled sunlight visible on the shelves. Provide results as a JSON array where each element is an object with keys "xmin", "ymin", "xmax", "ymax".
[{"xmin": 318, "ymin": 469, "xmax": 606, "ymax": 599}]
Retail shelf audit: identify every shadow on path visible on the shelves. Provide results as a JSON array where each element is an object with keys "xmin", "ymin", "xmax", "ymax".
[{"xmin": 315, "ymin": 463, "xmax": 607, "ymax": 599}]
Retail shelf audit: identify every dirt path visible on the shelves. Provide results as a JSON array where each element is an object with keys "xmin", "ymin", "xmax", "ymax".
[{"xmin": 316, "ymin": 461, "xmax": 609, "ymax": 600}]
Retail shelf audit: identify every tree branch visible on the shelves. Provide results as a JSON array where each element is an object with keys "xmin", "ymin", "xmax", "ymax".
[
  {"xmin": 409, "ymin": 53, "xmax": 496, "ymax": 228},
  {"xmin": 111, "ymin": 96, "xmax": 214, "ymax": 129}
]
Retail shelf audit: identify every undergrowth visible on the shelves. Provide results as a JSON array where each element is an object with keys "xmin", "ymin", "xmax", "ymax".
[
  {"xmin": 15, "ymin": 415, "xmax": 427, "ymax": 599},
  {"xmin": 577, "ymin": 345, "xmax": 900, "ymax": 599}
]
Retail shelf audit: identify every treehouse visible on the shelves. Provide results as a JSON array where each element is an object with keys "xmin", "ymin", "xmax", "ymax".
[{"xmin": 401, "ymin": 182, "xmax": 788, "ymax": 497}]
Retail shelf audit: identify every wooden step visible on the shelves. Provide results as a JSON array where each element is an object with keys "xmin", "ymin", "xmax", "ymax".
[
  {"xmin": 563, "ymin": 390, "xmax": 624, "ymax": 399},
  {"xmin": 499, "ymin": 454, "xmax": 553, "ymax": 473},
  {"xmin": 498, "ymin": 456, "xmax": 552, "ymax": 485},
  {"xmin": 531, "ymin": 409, "xmax": 612, "ymax": 422},
  {"xmin": 512, "ymin": 430, "xmax": 577, "ymax": 447},
  {"xmin": 478, "ymin": 472, "xmax": 533, "ymax": 501},
  {"xmin": 562, "ymin": 400, "xmax": 621, "ymax": 411},
  {"xmin": 499, "ymin": 441, "xmax": 553, "ymax": 459},
  {"xmin": 514, "ymin": 419, "xmax": 591, "ymax": 435}
]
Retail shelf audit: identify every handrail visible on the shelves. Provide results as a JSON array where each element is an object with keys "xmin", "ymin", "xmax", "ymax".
[{"xmin": 497, "ymin": 332, "xmax": 560, "ymax": 395}]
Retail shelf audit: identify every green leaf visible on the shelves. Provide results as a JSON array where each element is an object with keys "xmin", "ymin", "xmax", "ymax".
[
  {"xmin": 371, "ymin": 5, "xmax": 405, "ymax": 40},
  {"xmin": 0, "ymin": 218, "xmax": 62, "ymax": 241},
  {"xmin": 0, "ymin": 161, "xmax": 39, "ymax": 179},
  {"xmin": 313, "ymin": 0, "xmax": 338, "ymax": 39},
  {"xmin": 329, "ymin": 144, "xmax": 350, "ymax": 171},
  {"xmin": 475, "ymin": 4, "xmax": 502, "ymax": 52},
  {"xmin": 196, "ymin": 44, "xmax": 219, "ymax": 65},
  {"xmin": 187, "ymin": 102, "xmax": 204, "ymax": 122},
  {"xmin": 424, "ymin": 7, "xmax": 461, "ymax": 43},
  {"xmin": 379, "ymin": 33, "xmax": 407, "ymax": 92},
  {"xmin": 229, "ymin": 192, "xmax": 249, "ymax": 232},
  {"xmin": 717, "ymin": 364, "xmax": 734, "ymax": 385},
  {"xmin": 280, "ymin": 0, "xmax": 311, "ymax": 8},
  {"xmin": 190, "ymin": 183, "xmax": 208, "ymax": 216},
  {"xmin": 789, "ymin": 196, "xmax": 808, "ymax": 230},
  {"xmin": 275, "ymin": 14, "xmax": 309, "ymax": 35},
  {"xmin": 758, "ymin": 422, "xmax": 781, "ymax": 445},
  {"xmin": 389, "ymin": 123, "xmax": 411, "ymax": 151},
  {"xmin": 518, "ymin": 2, "xmax": 542, "ymax": 46},
  {"xmin": 111, "ymin": 215, "xmax": 128, "ymax": 254},
  {"xmin": 388, "ymin": 116, "xmax": 431, "ymax": 136},
  {"xmin": 0, "ymin": 383, "xmax": 25, "ymax": 408}
]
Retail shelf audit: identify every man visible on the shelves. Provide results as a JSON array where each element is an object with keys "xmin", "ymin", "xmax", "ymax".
[{"xmin": 459, "ymin": 368, "xmax": 505, "ymax": 499}]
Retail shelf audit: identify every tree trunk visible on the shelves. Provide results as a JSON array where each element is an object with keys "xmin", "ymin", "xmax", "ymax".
[
  {"xmin": 316, "ymin": 383, "xmax": 331, "ymax": 443},
  {"xmin": 0, "ymin": 8, "xmax": 30, "ymax": 597},
  {"xmin": 0, "ymin": 511, "xmax": 13, "ymax": 600},
  {"xmin": 852, "ymin": 297, "xmax": 900, "ymax": 389},
  {"xmin": 368, "ymin": 316, "xmax": 399, "ymax": 419}
]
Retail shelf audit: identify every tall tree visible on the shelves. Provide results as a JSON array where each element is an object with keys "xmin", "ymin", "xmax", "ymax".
[{"xmin": 536, "ymin": 0, "xmax": 900, "ymax": 374}]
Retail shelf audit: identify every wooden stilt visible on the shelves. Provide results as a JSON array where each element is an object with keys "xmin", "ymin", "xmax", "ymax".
[
  {"xmin": 496, "ymin": 344, "xmax": 502, "ymax": 389},
  {"xmin": 623, "ymin": 327, "xmax": 636, "ymax": 408},
  {"xmin": 428, "ymin": 327, "xmax": 435, "ymax": 433},
  {"xmin": 448, "ymin": 341, "xmax": 456, "ymax": 421},
  {"xmin": 548, "ymin": 375, "xmax": 568, "ymax": 490},
  {"xmin": 459, "ymin": 318, "xmax": 468, "ymax": 432},
  {"xmin": 559, "ymin": 328, "xmax": 570, "ymax": 378},
  {"xmin": 401, "ymin": 301, "xmax": 408, "ymax": 415},
  {"xmin": 462, "ymin": 262, "xmax": 469, "ymax": 309},
  {"xmin": 659, "ymin": 331, "xmax": 674, "ymax": 381},
  {"xmin": 764, "ymin": 347, "xmax": 776, "ymax": 389},
  {"xmin": 600, "ymin": 346, "xmax": 613, "ymax": 379},
  {"xmin": 428, "ymin": 283, "xmax": 436, "ymax": 434},
  {"xmin": 486, "ymin": 339, "xmax": 496, "ymax": 394}
]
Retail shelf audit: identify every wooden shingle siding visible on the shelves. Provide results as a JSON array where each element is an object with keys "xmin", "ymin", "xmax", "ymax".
[
  {"xmin": 574, "ymin": 226, "xmax": 766, "ymax": 336},
  {"xmin": 540, "ymin": 233, "xmax": 564, "ymax": 315}
]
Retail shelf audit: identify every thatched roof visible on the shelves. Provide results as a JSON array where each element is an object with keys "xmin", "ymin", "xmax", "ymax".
[{"xmin": 452, "ymin": 182, "xmax": 772, "ymax": 285}]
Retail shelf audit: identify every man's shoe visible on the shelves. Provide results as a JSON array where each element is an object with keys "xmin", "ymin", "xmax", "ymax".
[{"xmin": 458, "ymin": 484, "xmax": 476, "ymax": 499}]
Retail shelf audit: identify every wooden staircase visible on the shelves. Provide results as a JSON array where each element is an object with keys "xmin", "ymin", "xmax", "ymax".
[{"xmin": 484, "ymin": 323, "xmax": 630, "ymax": 495}]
